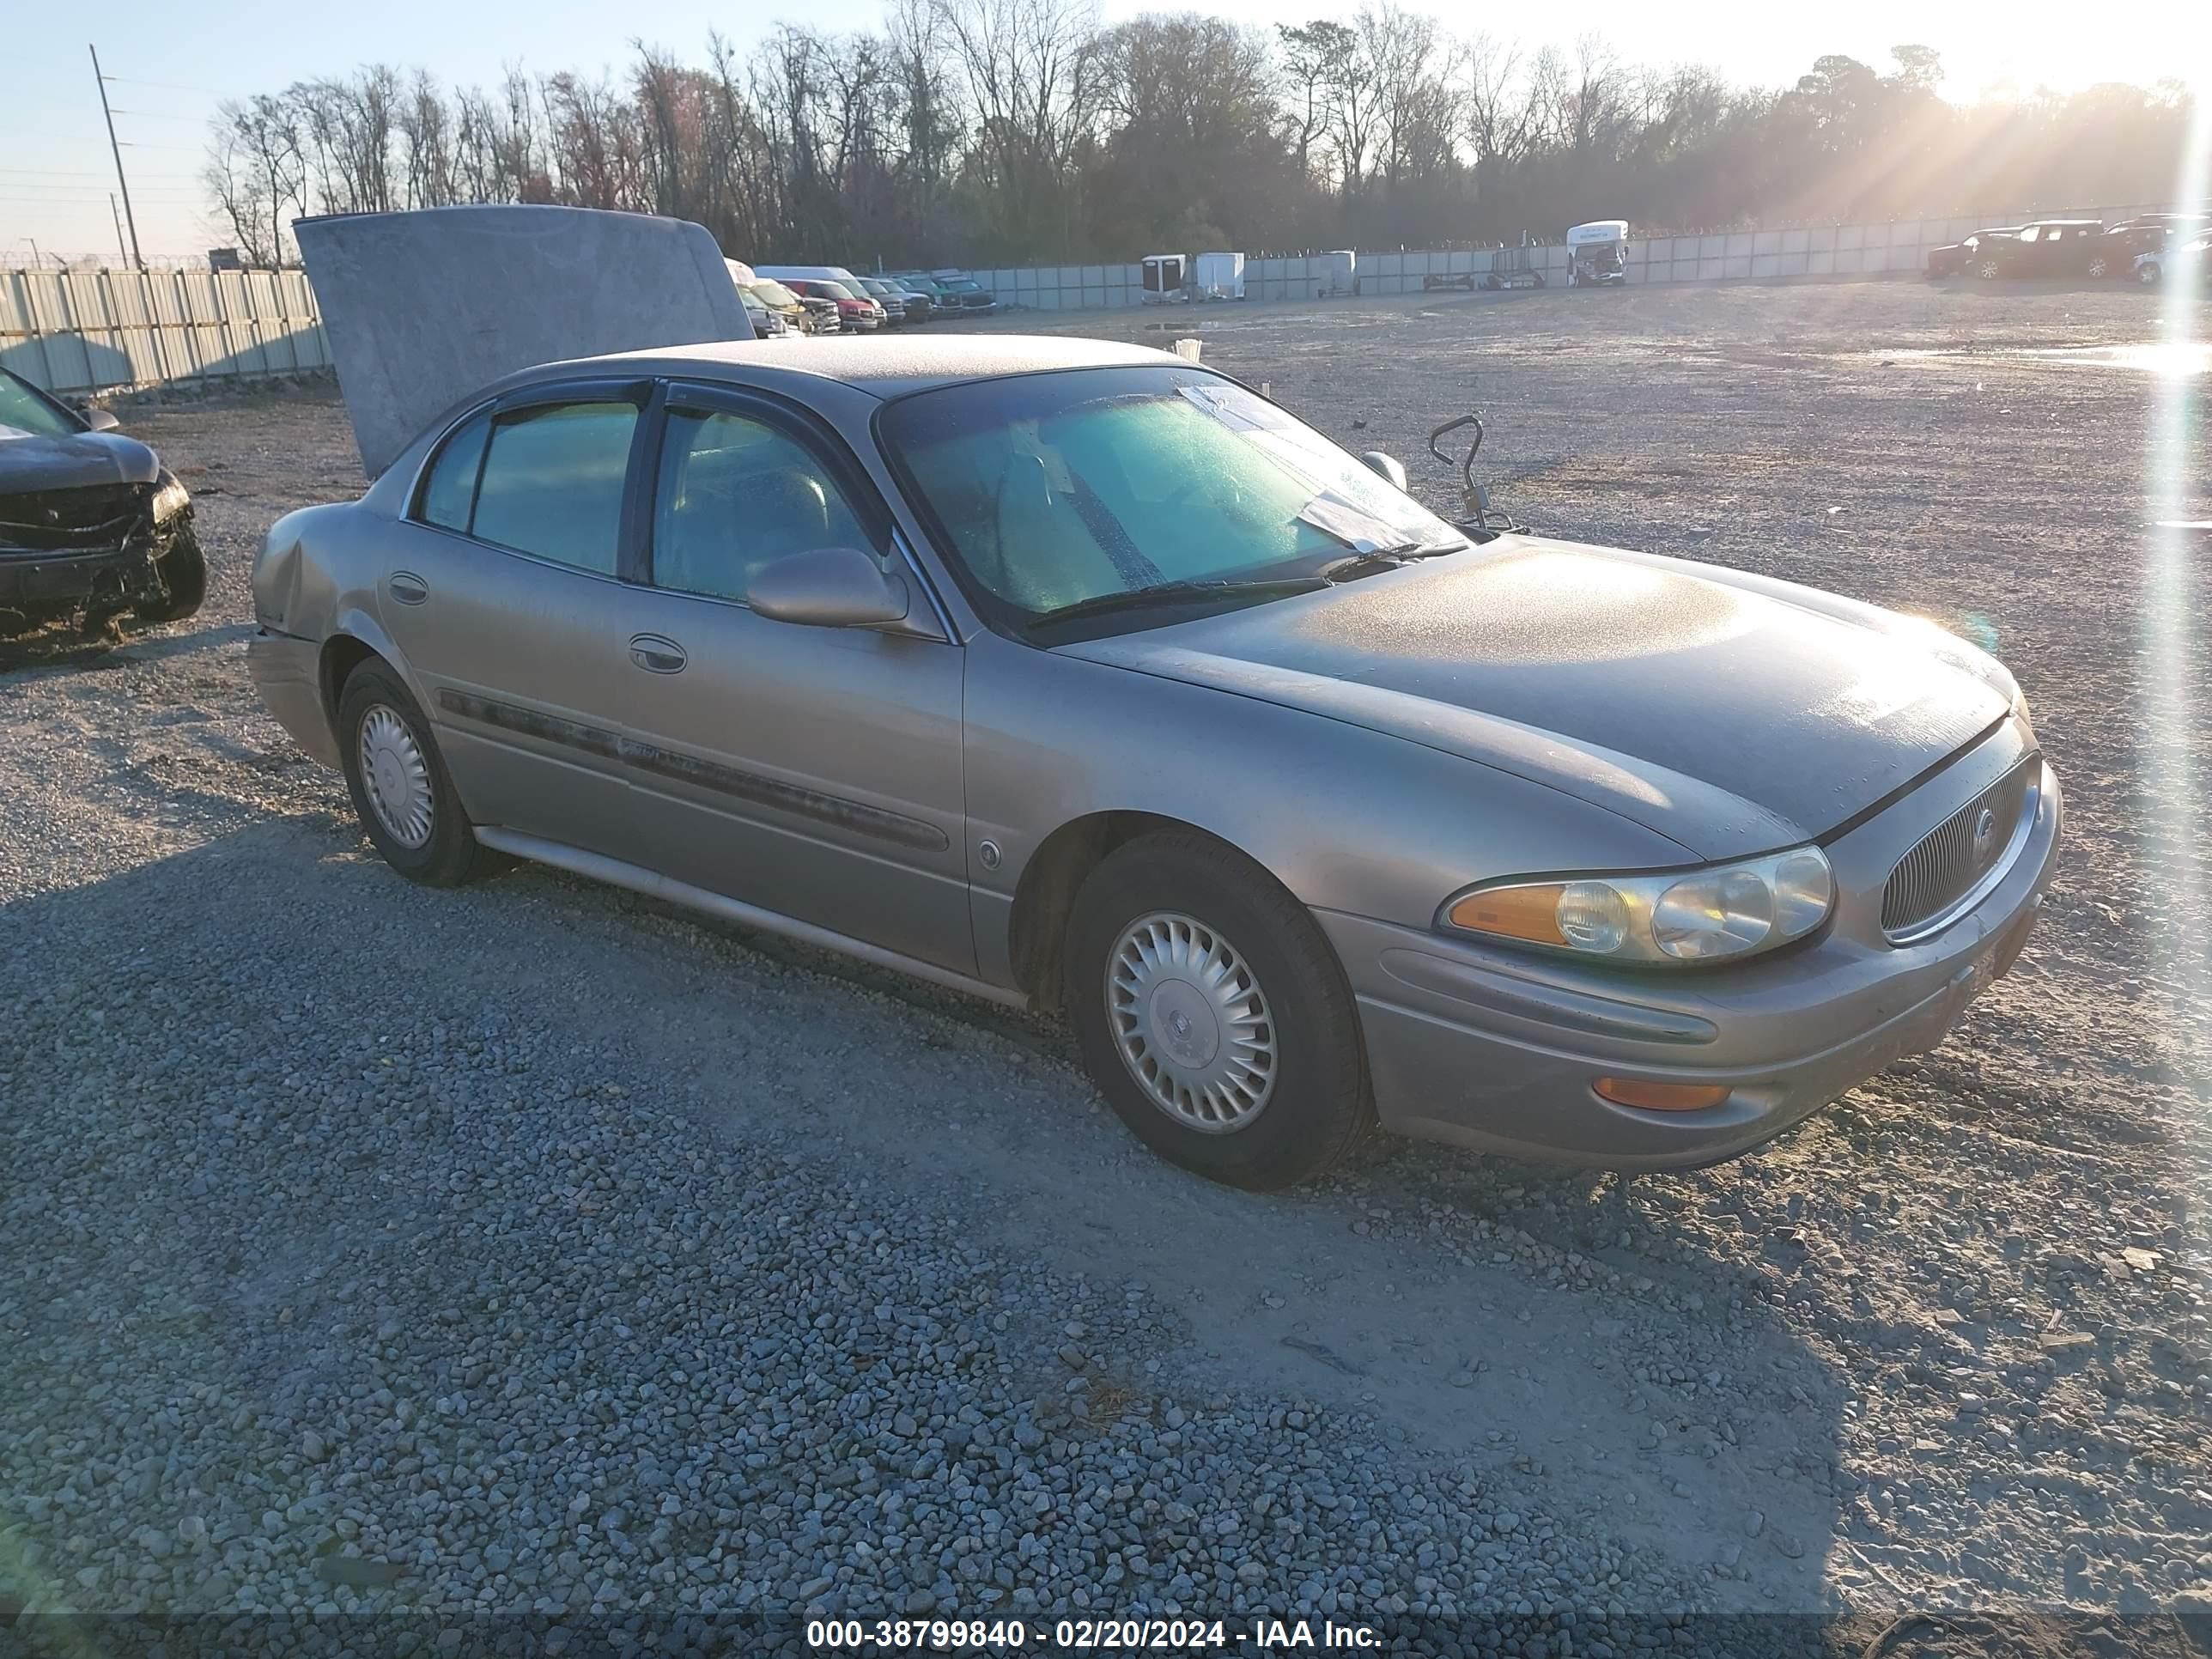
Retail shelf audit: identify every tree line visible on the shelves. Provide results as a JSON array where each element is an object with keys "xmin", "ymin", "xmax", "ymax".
[{"xmin": 203, "ymin": 3, "xmax": 2198, "ymax": 271}]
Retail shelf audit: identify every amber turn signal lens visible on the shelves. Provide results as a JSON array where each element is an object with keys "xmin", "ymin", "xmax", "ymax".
[
  {"xmin": 1592, "ymin": 1078, "xmax": 1731, "ymax": 1112},
  {"xmin": 1447, "ymin": 884, "xmax": 1567, "ymax": 945}
]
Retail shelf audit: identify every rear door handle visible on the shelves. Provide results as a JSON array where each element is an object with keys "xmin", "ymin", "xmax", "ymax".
[
  {"xmin": 388, "ymin": 571, "xmax": 428, "ymax": 605},
  {"xmin": 629, "ymin": 634, "xmax": 687, "ymax": 674}
]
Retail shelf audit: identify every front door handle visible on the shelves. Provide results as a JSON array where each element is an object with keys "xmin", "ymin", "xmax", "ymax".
[
  {"xmin": 388, "ymin": 571, "xmax": 429, "ymax": 605},
  {"xmin": 629, "ymin": 634, "xmax": 688, "ymax": 674}
]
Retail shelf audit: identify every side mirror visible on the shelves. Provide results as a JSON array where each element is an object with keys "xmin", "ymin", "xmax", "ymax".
[
  {"xmin": 745, "ymin": 545, "xmax": 910, "ymax": 628},
  {"xmin": 1359, "ymin": 450, "xmax": 1407, "ymax": 492},
  {"xmin": 83, "ymin": 407, "xmax": 121, "ymax": 433}
]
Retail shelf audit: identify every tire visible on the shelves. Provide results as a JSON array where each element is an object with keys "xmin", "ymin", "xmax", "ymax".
[
  {"xmin": 1484, "ymin": 274, "xmax": 1501, "ymax": 291},
  {"xmin": 2138, "ymin": 261, "xmax": 2161, "ymax": 286},
  {"xmin": 337, "ymin": 657, "xmax": 487, "ymax": 886},
  {"xmin": 2086, "ymin": 256, "xmax": 2109, "ymax": 279},
  {"xmin": 1977, "ymin": 258, "xmax": 2002, "ymax": 280},
  {"xmin": 1063, "ymin": 832, "xmax": 1372, "ymax": 1190},
  {"xmin": 135, "ymin": 526, "xmax": 207, "ymax": 623}
]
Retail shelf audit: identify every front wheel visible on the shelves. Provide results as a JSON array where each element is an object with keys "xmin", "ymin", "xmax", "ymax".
[
  {"xmin": 1977, "ymin": 258, "xmax": 2002, "ymax": 280},
  {"xmin": 1064, "ymin": 833, "xmax": 1372, "ymax": 1190},
  {"xmin": 2086, "ymin": 255, "xmax": 2110, "ymax": 279},
  {"xmin": 136, "ymin": 526, "xmax": 207, "ymax": 623},
  {"xmin": 337, "ymin": 658, "xmax": 489, "ymax": 886}
]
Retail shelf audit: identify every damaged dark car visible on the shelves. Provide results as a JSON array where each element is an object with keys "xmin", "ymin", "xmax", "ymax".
[{"xmin": 0, "ymin": 368, "xmax": 206, "ymax": 640}]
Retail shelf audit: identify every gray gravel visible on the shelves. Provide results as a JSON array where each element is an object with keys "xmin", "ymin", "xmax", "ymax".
[{"xmin": 2, "ymin": 284, "xmax": 2208, "ymax": 1656}]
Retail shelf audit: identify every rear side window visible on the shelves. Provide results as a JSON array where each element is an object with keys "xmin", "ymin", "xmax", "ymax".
[
  {"xmin": 416, "ymin": 410, "xmax": 489, "ymax": 531},
  {"xmin": 470, "ymin": 402, "xmax": 639, "ymax": 574}
]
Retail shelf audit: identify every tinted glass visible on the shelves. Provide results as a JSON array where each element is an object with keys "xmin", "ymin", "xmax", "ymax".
[
  {"xmin": 416, "ymin": 410, "xmax": 489, "ymax": 531},
  {"xmin": 0, "ymin": 371, "xmax": 81, "ymax": 440},
  {"xmin": 880, "ymin": 367, "xmax": 1462, "ymax": 623},
  {"xmin": 471, "ymin": 402, "xmax": 637, "ymax": 574},
  {"xmin": 749, "ymin": 280, "xmax": 799, "ymax": 307},
  {"xmin": 814, "ymin": 282, "xmax": 855, "ymax": 301},
  {"xmin": 653, "ymin": 409, "xmax": 872, "ymax": 602}
]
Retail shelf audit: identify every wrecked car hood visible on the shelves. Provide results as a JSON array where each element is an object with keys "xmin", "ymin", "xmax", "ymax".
[
  {"xmin": 296, "ymin": 204, "xmax": 755, "ymax": 480},
  {"xmin": 0, "ymin": 429, "xmax": 159, "ymax": 491},
  {"xmin": 1060, "ymin": 535, "xmax": 2010, "ymax": 858}
]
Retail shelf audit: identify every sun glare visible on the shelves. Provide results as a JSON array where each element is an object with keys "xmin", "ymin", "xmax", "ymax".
[{"xmin": 2146, "ymin": 94, "xmax": 2209, "ymax": 1214}]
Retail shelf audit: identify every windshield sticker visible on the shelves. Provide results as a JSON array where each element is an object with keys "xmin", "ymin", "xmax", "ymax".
[
  {"xmin": 1296, "ymin": 492, "xmax": 1410, "ymax": 552},
  {"xmin": 1181, "ymin": 383, "xmax": 1298, "ymax": 432}
]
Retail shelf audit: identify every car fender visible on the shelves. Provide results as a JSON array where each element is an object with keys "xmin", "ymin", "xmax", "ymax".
[{"xmin": 961, "ymin": 635, "xmax": 1698, "ymax": 987}]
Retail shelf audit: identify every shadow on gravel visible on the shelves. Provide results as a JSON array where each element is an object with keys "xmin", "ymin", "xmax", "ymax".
[
  {"xmin": 1, "ymin": 817, "xmax": 1854, "ymax": 1613},
  {"xmin": 0, "ymin": 619, "xmax": 253, "ymax": 676}
]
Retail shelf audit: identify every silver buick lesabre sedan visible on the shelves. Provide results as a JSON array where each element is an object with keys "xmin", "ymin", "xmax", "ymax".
[{"xmin": 249, "ymin": 334, "xmax": 2059, "ymax": 1189}]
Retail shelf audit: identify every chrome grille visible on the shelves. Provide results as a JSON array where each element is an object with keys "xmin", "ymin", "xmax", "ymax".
[{"xmin": 1882, "ymin": 759, "xmax": 2039, "ymax": 942}]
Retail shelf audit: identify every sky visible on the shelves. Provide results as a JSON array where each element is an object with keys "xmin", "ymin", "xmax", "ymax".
[{"xmin": 7, "ymin": 0, "xmax": 2208, "ymax": 263}]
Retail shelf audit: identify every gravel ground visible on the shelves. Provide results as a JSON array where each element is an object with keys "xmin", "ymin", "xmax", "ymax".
[{"xmin": 3, "ymin": 279, "xmax": 2208, "ymax": 1657}]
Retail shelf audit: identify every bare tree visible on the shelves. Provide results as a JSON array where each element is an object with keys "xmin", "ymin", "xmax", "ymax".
[{"xmin": 204, "ymin": 94, "xmax": 308, "ymax": 265}]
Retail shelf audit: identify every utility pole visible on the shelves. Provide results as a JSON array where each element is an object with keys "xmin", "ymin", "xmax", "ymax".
[
  {"xmin": 110, "ymin": 195, "xmax": 131, "ymax": 268},
  {"xmin": 90, "ymin": 45, "xmax": 144, "ymax": 270}
]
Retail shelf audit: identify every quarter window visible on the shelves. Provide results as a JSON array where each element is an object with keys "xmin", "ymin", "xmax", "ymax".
[
  {"xmin": 652, "ymin": 409, "xmax": 872, "ymax": 602},
  {"xmin": 416, "ymin": 410, "xmax": 489, "ymax": 532},
  {"xmin": 470, "ymin": 401, "xmax": 639, "ymax": 574}
]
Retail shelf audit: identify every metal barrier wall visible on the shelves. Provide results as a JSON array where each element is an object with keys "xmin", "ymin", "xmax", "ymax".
[
  {"xmin": 1, "ymin": 198, "xmax": 2170, "ymax": 393},
  {"xmin": 2, "ymin": 267, "xmax": 329, "ymax": 396},
  {"xmin": 966, "ymin": 200, "xmax": 2173, "ymax": 310}
]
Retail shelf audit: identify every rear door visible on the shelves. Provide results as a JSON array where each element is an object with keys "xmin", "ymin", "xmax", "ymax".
[
  {"xmin": 611, "ymin": 381, "xmax": 975, "ymax": 973},
  {"xmin": 377, "ymin": 379, "xmax": 663, "ymax": 858}
]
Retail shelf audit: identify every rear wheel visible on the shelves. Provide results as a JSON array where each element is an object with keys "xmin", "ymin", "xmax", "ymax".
[
  {"xmin": 1064, "ymin": 833, "xmax": 1371, "ymax": 1190},
  {"xmin": 2138, "ymin": 261, "xmax": 2162, "ymax": 286},
  {"xmin": 337, "ymin": 658, "xmax": 488, "ymax": 886}
]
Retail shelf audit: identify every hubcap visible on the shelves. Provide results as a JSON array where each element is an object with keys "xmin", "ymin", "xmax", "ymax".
[
  {"xmin": 1107, "ymin": 912, "xmax": 1276, "ymax": 1133},
  {"xmin": 358, "ymin": 704, "xmax": 434, "ymax": 848}
]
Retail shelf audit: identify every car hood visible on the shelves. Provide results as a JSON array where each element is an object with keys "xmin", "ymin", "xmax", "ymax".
[
  {"xmin": 0, "ymin": 428, "xmax": 160, "ymax": 491},
  {"xmin": 1058, "ymin": 536, "xmax": 2012, "ymax": 860}
]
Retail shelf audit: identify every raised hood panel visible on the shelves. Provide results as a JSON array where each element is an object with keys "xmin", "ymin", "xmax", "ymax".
[
  {"xmin": 296, "ymin": 205, "xmax": 753, "ymax": 480},
  {"xmin": 1063, "ymin": 537, "xmax": 2008, "ymax": 857}
]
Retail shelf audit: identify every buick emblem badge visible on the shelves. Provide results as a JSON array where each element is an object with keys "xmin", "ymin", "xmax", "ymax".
[{"xmin": 1972, "ymin": 805, "xmax": 1998, "ymax": 858}]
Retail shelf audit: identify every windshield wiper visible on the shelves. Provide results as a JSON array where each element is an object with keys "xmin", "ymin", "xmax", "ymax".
[
  {"xmin": 1025, "ymin": 576, "xmax": 1330, "ymax": 630},
  {"xmin": 1315, "ymin": 540, "xmax": 1468, "ymax": 581}
]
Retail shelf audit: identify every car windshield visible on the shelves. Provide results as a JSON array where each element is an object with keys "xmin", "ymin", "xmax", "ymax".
[
  {"xmin": 748, "ymin": 280, "xmax": 800, "ymax": 307},
  {"xmin": 813, "ymin": 281, "xmax": 856, "ymax": 301},
  {"xmin": 0, "ymin": 370, "xmax": 82, "ymax": 440},
  {"xmin": 880, "ymin": 365, "xmax": 1465, "ymax": 633}
]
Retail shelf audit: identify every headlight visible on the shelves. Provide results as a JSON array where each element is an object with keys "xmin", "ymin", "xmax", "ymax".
[
  {"xmin": 153, "ymin": 477, "xmax": 191, "ymax": 521},
  {"xmin": 1443, "ymin": 845, "xmax": 1835, "ymax": 965}
]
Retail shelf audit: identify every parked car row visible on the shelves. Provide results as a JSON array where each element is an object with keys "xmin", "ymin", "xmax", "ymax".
[
  {"xmin": 727, "ymin": 260, "xmax": 1001, "ymax": 336},
  {"xmin": 1926, "ymin": 212, "xmax": 2207, "ymax": 283}
]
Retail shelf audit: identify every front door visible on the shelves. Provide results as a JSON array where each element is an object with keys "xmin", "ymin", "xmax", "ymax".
[{"xmin": 612, "ymin": 384, "xmax": 974, "ymax": 975}]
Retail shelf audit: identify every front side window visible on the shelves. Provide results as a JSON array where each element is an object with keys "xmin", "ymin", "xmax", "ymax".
[
  {"xmin": 652, "ymin": 408, "xmax": 872, "ymax": 602},
  {"xmin": 469, "ymin": 401, "xmax": 638, "ymax": 574},
  {"xmin": 878, "ymin": 366, "xmax": 1462, "ymax": 629}
]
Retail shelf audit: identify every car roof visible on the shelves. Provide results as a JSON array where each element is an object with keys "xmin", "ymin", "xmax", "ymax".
[
  {"xmin": 2026, "ymin": 219, "xmax": 2102, "ymax": 228},
  {"xmin": 545, "ymin": 333, "xmax": 1173, "ymax": 399}
]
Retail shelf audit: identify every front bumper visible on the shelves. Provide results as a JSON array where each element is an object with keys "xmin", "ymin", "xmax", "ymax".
[
  {"xmin": 247, "ymin": 627, "xmax": 341, "ymax": 768},
  {"xmin": 1322, "ymin": 732, "xmax": 2062, "ymax": 1170}
]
